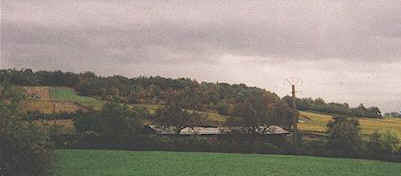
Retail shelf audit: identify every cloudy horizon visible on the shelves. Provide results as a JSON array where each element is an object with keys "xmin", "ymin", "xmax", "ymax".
[{"xmin": 2, "ymin": 0, "xmax": 401, "ymax": 112}]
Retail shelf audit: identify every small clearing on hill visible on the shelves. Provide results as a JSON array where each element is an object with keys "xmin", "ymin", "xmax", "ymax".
[{"xmin": 23, "ymin": 86, "xmax": 51, "ymax": 100}]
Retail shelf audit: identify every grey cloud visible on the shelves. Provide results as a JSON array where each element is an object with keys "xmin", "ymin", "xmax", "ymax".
[{"xmin": 4, "ymin": 0, "xmax": 401, "ymax": 63}]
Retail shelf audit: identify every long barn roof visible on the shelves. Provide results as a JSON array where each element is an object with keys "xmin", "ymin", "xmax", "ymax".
[{"xmin": 149, "ymin": 125, "xmax": 290, "ymax": 135}]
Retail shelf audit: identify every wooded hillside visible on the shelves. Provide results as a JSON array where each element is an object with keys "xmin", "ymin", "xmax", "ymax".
[{"xmin": 0, "ymin": 69, "xmax": 382, "ymax": 118}]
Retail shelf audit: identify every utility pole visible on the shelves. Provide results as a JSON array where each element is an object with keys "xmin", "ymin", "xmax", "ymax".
[
  {"xmin": 286, "ymin": 78, "xmax": 302, "ymax": 152},
  {"xmin": 286, "ymin": 78, "xmax": 301, "ymax": 131},
  {"xmin": 291, "ymin": 84, "xmax": 297, "ymax": 131},
  {"xmin": 53, "ymin": 102, "xmax": 57, "ymax": 126}
]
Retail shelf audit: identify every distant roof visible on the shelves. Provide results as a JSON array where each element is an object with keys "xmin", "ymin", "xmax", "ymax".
[
  {"xmin": 149, "ymin": 125, "xmax": 290, "ymax": 135},
  {"xmin": 264, "ymin": 125, "xmax": 290, "ymax": 134}
]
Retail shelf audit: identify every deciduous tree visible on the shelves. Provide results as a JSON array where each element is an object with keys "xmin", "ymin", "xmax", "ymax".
[{"xmin": 326, "ymin": 116, "xmax": 362, "ymax": 156}]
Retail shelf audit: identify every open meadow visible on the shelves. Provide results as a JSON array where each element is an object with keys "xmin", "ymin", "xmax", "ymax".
[
  {"xmin": 23, "ymin": 87, "xmax": 105, "ymax": 113},
  {"xmin": 53, "ymin": 150, "xmax": 401, "ymax": 176},
  {"xmin": 49, "ymin": 87, "xmax": 105, "ymax": 110},
  {"xmin": 299, "ymin": 111, "xmax": 401, "ymax": 135}
]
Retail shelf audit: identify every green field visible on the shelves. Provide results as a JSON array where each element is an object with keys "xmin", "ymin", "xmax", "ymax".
[
  {"xmin": 132, "ymin": 104, "xmax": 228, "ymax": 125},
  {"xmin": 53, "ymin": 150, "xmax": 401, "ymax": 176},
  {"xmin": 49, "ymin": 87, "xmax": 105, "ymax": 110},
  {"xmin": 299, "ymin": 111, "xmax": 401, "ymax": 135}
]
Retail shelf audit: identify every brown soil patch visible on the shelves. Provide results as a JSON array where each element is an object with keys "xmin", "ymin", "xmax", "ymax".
[
  {"xmin": 23, "ymin": 87, "xmax": 51, "ymax": 100},
  {"xmin": 24, "ymin": 100, "xmax": 88, "ymax": 113}
]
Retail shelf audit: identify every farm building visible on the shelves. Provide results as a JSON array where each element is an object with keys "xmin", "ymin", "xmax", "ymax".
[{"xmin": 148, "ymin": 125, "xmax": 291, "ymax": 136}]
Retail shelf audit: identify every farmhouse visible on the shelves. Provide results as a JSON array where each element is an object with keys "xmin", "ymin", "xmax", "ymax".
[{"xmin": 148, "ymin": 125, "xmax": 291, "ymax": 136}]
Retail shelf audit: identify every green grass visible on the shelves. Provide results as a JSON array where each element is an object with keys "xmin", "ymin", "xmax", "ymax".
[
  {"xmin": 53, "ymin": 150, "xmax": 400, "ymax": 176},
  {"xmin": 132, "ymin": 104, "xmax": 163, "ymax": 114},
  {"xmin": 299, "ymin": 111, "xmax": 401, "ymax": 136},
  {"xmin": 204, "ymin": 111, "xmax": 228, "ymax": 123},
  {"xmin": 132, "ymin": 104, "xmax": 228, "ymax": 125},
  {"xmin": 49, "ymin": 87, "xmax": 105, "ymax": 110}
]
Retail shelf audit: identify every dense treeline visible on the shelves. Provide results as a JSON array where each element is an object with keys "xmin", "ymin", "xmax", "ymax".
[
  {"xmin": 0, "ymin": 69, "xmax": 280, "ymax": 115},
  {"xmin": 1, "ymin": 68, "xmax": 384, "ymax": 118},
  {"xmin": 282, "ymin": 96, "xmax": 382, "ymax": 118},
  {"xmin": 384, "ymin": 112, "xmax": 401, "ymax": 118}
]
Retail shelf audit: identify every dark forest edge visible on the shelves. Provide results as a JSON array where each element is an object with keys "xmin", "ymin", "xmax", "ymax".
[{"xmin": 0, "ymin": 68, "xmax": 384, "ymax": 118}]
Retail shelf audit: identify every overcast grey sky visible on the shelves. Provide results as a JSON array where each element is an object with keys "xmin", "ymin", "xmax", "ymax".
[{"xmin": 2, "ymin": 0, "xmax": 401, "ymax": 112}]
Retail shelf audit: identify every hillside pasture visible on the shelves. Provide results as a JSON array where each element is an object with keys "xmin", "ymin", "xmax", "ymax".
[
  {"xmin": 24, "ymin": 100, "xmax": 83, "ymax": 113},
  {"xmin": 298, "ymin": 111, "xmax": 332, "ymax": 134},
  {"xmin": 49, "ymin": 87, "xmax": 105, "ymax": 110},
  {"xmin": 132, "ymin": 104, "xmax": 162, "ymax": 114},
  {"xmin": 359, "ymin": 118, "xmax": 401, "ymax": 135},
  {"xmin": 132, "ymin": 104, "xmax": 228, "ymax": 125},
  {"xmin": 299, "ymin": 111, "xmax": 401, "ymax": 135},
  {"xmin": 23, "ymin": 86, "xmax": 104, "ymax": 113},
  {"xmin": 23, "ymin": 86, "xmax": 51, "ymax": 100},
  {"xmin": 205, "ymin": 111, "xmax": 228, "ymax": 124},
  {"xmin": 53, "ymin": 150, "xmax": 401, "ymax": 176}
]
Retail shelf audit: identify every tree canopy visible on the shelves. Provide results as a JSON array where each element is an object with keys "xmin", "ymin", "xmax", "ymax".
[
  {"xmin": 282, "ymin": 96, "xmax": 382, "ymax": 118},
  {"xmin": 226, "ymin": 93, "xmax": 296, "ymax": 135},
  {"xmin": 0, "ymin": 69, "xmax": 282, "ymax": 117},
  {"xmin": 0, "ymin": 82, "xmax": 54, "ymax": 176}
]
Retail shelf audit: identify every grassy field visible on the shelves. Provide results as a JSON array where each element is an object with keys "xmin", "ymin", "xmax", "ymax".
[
  {"xmin": 23, "ymin": 86, "xmax": 105, "ymax": 112},
  {"xmin": 132, "ymin": 104, "xmax": 228, "ymax": 125},
  {"xmin": 132, "ymin": 104, "xmax": 162, "ymax": 114},
  {"xmin": 299, "ymin": 111, "xmax": 401, "ymax": 135},
  {"xmin": 49, "ymin": 87, "xmax": 105, "ymax": 110},
  {"xmin": 53, "ymin": 150, "xmax": 401, "ymax": 176}
]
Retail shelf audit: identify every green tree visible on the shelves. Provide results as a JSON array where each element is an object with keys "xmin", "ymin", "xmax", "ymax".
[
  {"xmin": 0, "ymin": 83, "xmax": 53, "ymax": 176},
  {"xmin": 326, "ymin": 116, "xmax": 362, "ymax": 156},
  {"xmin": 216, "ymin": 102, "xmax": 229, "ymax": 115},
  {"xmin": 152, "ymin": 103, "xmax": 206, "ymax": 135},
  {"xmin": 368, "ymin": 130, "xmax": 401, "ymax": 156},
  {"xmin": 74, "ymin": 102, "xmax": 144, "ymax": 142},
  {"xmin": 270, "ymin": 101, "xmax": 298, "ymax": 129},
  {"xmin": 226, "ymin": 94, "xmax": 275, "ymax": 137},
  {"xmin": 98, "ymin": 103, "xmax": 143, "ymax": 139}
]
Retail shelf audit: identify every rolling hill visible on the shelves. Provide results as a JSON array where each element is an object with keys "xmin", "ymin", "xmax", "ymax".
[
  {"xmin": 23, "ymin": 86, "xmax": 104, "ymax": 113},
  {"xmin": 299, "ymin": 111, "xmax": 401, "ymax": 136},
  {"xmin": 23, "ymin": 86, "xmax": 228, "ymax": 126},
  {"xmin": 23, "ymin": 86, "xmax": 401, "ymax": 137}
]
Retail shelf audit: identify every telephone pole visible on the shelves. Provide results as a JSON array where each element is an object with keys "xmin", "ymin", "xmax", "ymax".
[
  {"xmin": 286, "ymin": 78, "xmax": 302, "ymax": 152},
  {"xmin": 286, "ymin": 78, "xmax": 301, "ymax": 132},
  {"xmin": 291, "ymin": 84, "xmax": 297, "ymax": 131}
]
